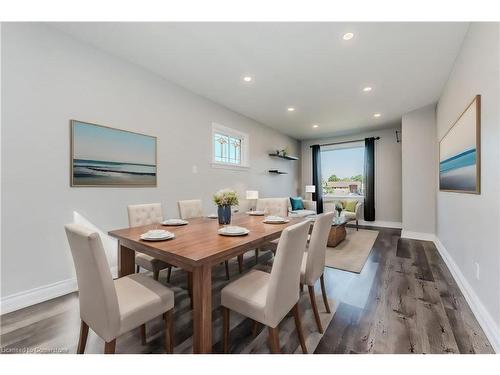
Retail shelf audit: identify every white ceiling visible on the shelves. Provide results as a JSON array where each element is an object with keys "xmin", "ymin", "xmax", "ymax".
[{"xmin": 51, "ymin": 22, "xmax": 469, "ymax": 140}]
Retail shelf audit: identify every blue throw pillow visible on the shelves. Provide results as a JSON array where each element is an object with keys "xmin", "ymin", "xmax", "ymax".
[{"xmin": 290, "ymin": 197, "xmax": 305, "ymax": 211}]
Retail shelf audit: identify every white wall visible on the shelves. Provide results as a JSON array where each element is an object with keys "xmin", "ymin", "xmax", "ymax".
[
  {"xmin": 401, "ymin": 104, "xmax": 437, "ymax": 238},
  {"xmin": 0, "ymin": 23, "xmax": 300, "ymax": 307},
  {"xmin": 436, "ymin": 23, "xmax": 500, "ymax": 348},
  {"xmin": 300, "ymin": 127, "xmax": 402, "ymax": 226}
]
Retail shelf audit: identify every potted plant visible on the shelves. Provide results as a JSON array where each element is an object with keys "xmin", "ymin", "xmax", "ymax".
[
  {"xmin": 213, "ymin": 189, "xmax": 239, "ymax": 225},
  {"xmin": 335, "ymin": 202, "xmax": 343, "ymax": 219}
]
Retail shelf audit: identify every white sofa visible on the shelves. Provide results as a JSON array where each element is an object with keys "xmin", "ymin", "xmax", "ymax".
[{"xmin": 288, "ymin": 199, "xmax": 317, "ymax": 218}]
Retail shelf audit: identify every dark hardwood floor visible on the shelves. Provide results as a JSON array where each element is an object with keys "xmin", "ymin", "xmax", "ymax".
[
  {"xmin": 0, "ymin": 226, "xmax": 493, "ymax": 354},
  {"xmin": 314, "ymin": 226, "xmax": 493, "ymax": 354}
]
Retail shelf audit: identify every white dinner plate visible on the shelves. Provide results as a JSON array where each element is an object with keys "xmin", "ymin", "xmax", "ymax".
[
  {"xmin": 162, "ymin": 219, "xmax": 188, "ymax": 226},
  {"xmin": 246, "ymin": 210, "xmax": 265, "ymax": 216},
  {"xmin": 207, "ymin": 214, "xmax": 218, "ymax": 219},
  {"xmin": 263, "ymin": 216, "xmax": 290, "ymax": 224},
  {"xmin": 140, "ymin": 230, "xmax": 175, "ymax": 241},
  {"xmin": 218, "ymin": 226, "xmax": 250, "ymax": 236}
]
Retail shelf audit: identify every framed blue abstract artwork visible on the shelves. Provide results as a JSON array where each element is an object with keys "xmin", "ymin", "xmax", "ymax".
[
  {"xmin": 439, "ymin": 95, "xmax": 480, "ymax": 194},
  {"xmin": 70, "ymin": 120, "xmax": 157, "ymax": 187}
]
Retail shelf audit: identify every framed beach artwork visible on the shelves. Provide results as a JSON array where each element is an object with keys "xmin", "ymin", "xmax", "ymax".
[
  {"xmin": 70, "ymin": 120, "xmax": 157, "ymax": 187},
  {"xmin": 439, "ymin": 95, "xmax": 481, "ymax": 194}
]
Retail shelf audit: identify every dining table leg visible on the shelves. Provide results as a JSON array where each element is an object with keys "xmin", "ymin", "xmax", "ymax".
[
  {"xmin": 192, "ymin": 264, "xmax": 213, "ymax": 353},
  {"xmin": 118, "ymin": 243, "xmax": 135, "ymax": 277}
]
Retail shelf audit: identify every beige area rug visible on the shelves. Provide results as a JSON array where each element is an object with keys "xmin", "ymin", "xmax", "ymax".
[{"xmin": 325, "ymin": 228, "xmax": 379, "ymax": 273}]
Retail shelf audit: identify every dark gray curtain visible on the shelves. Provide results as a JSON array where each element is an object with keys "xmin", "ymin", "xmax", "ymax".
[
  {"xmin": 364, "ymin": 138, "xmax": 375, "ymax": 221},
  {"xmin": 311, "ymin": 145, "xmax": 323, "ymax": 214}
]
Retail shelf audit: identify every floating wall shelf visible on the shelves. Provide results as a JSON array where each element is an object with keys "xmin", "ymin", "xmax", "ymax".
[
  {"xmin": 268, "ymin": 153, "xmax": 299, "ymax": 161},
  {"xmin": 268, "ymin": 169, "xmax": 288, "ymax": 175}
]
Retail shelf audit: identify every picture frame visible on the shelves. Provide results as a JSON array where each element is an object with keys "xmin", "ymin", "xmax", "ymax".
[
  {"xmin": 439, "ymin": 95, "xmax": 481, "ymax": 194},
  {"xmin": 70, "ymin": 120, "xmax": 157, "ymax": 187}
]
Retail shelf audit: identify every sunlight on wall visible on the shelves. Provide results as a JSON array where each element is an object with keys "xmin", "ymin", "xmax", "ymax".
[{"xmin": 72, "ymin": 211, "xmax": 118, "ymax": 278}]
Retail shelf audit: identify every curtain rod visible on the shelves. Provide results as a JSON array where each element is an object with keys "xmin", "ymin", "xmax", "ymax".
[{"xmin": 310, "ymin": 136, "xmax": 380, "ymax": 148}]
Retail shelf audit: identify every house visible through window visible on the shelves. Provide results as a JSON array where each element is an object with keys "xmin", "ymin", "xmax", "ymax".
[
  {"xmin": 212, "ymin": 123, "xmax": 249, "ymax": 168},
  {"xmin": 321, "ymin": 142, "xmax": 365, "ymax": 197}
]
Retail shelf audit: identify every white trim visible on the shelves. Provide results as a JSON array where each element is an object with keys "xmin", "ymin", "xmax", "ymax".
[
  {"xmin": 1, "ymin": 278, "xmax": 77, "ymax": 315},
  {"xmin": 433, "ymin": 238, "xmax": 500, "ymax": 353},
  {"xmin": 401, "ymin": 230, "xmax": 436, "ymax": 242},
  {"xmin": 0, "ymin": 266, "xmax": 118, "ymax": 315},
  {"xmin": 357, "ymin": 220, "xmax": 402, "ymax": 229},
  {"xmin": 211, "ymin": 122, "xmax": 250, "ymax": 168}
]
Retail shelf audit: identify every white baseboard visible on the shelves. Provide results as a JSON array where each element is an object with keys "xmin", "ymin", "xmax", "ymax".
[
  {"xmin": 357, "ymin": 220, "xmax": 402, "ymax": 229},
  {"xmin": 433, "ymin": 238, "xmax": 500, "ymax": 353},
  {"xmin": 401, "ymin": 230, "xmax": 436, "ymax": 242},
  {"xmin": 0, "ymin": 266, "xmax": 118, "ymax": 315}
]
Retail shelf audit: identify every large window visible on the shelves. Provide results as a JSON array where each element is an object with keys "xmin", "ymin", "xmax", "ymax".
[
  {"xmin": 212, "ymin": 123, "xmax": 249, "ymax": 168},
  {"xmin": 321, "ymin": 143, "xmax": 365, "ymax": 197}
]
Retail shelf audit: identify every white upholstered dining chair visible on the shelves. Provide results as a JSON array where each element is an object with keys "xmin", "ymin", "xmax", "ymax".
[
  {"xmin": 256, "ymin": 197, "xmax": 289, "ymax": 217},
  {"xmin": 65, "ymin": 224, "xmax": 175, "ymax": 354},
  {"xmin": 128, "ymin": 203, "xmax": 172, "ymax": 282},
  {"xmin": 221, "ymin": 220, "xmax": 311, "ymax": 354},
  {"xmin": 178, "ymin": 199, "xmax": 204, "ymax": 220},
  {"xmin": 300, "ymin": 211, "xmax": 334, "ymax": 333}
]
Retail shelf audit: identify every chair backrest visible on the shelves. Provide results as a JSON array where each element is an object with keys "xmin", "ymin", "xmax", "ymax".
[
  {"xmin": 256, "ymin": 198, "xmax": 288, "ymax": 217},
  {"xmin": 65, "ymin": 224, "xmax": 120, "ymax": 342},
  {"xmin": 265, "ymin": 220, "xmax": 310, "ymax": 327},
  {"xmin": 304, "ymin": 212, "xmax": 334, "ymax": 285},
  {"xmin": 127, "ymin": 203, "xmax": 163, "ymax": 227},
  {"xmin": 178, "ymin": 199, "xmax": 203, "ymax": 219}
]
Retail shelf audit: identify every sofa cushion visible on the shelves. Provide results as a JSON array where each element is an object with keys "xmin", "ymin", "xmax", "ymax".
[
  {"xmin": 289, "ymin": 197, "xmax": 305, "ymax": 211},
  {"xmin": 289, "ymin": 209, "xmax": 316, "ymax": 218},
  {"xmin": 344, "ymin": 200, "xmax": 358, "ymax": 212}
]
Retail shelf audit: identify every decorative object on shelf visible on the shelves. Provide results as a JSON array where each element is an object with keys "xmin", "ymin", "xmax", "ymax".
[
  {"xmin": 70, "ymin": 120, "xmax": 157, "ymax": 187},
  {"xmin": 268, "ymin": 169, "xmax": 288, "ymax": 174},
  {"xmin": 281, "ymin": 148, "xmax": 288, "ymax": 157},
  {"xmin": 246, "ymin": 190, "xmax": 259, "ymax": 211},
  {"xmin": 439, "ymin": 95, "xmax": 481, "ymax": 194},
  {"xmin": 213, "ymin": 189, "xmax": 239, "ymax": 224}
]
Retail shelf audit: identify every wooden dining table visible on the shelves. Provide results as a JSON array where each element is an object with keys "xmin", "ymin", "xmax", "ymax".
[{"xmin": 108, "ymin": 213, "xmax": 303, "ymax": 353}]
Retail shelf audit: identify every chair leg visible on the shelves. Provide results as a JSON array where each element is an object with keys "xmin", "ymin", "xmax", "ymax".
[
  {"xmin": 153, "ymin": 269, "xmax": 160, "ymax": 281},
  {"xmin": 222, "ymin": 306, "xmax": 230, "ymax": 353},
  {"xmin": 167, "ymin": 266, "xmax": 172, "ymax": 283},
  {"xmin": 267, "ymin": 326, "xmax": 280, "ymax": 354},
  {"xmin": 300, "ymin": 283, "xmax": 304, "ymax": 293},
  {"xmin": 163, "ymin": 310, "xmax": 174, "ymax": 353},
  {"xmin": 308, "ymin": 285, "xmax": 323, "ymax": 333},
  {"xmin": 77, "ymin": 320, "xmax": 89, "ymax": 354},
  {"xmin": 140, "ymin": 323, "xmax": 147, "ymax": 345},
  {"xmin": 136, "ymin": 265, "xmax": 140, "ymax": 273},
  {"xmin": 320, "ymin": 274, "xmax": 331, "ymax": 314},
  {"xmin": 252, "ymin": 320, "xmax": 261, "ymax": 338},
  {"xmin": 187, "ymin": 272, "xmax": 193, "ymax": 310},
  {"xmin": 356, "ymin": 219, "xmax": 359, "ymax": 231},
  {"xmin": 237, "ymin": 255, "xmax": 243, "ymax": 274},
  {"xmin": 255, "ymin": 249, "xmax": 259, "ymax": 265},
  {"xmin": 224, "ymin": 261, "xmax": 230, "ymax": 280},
  {"xmin": 292, "ymin": 303, "xmax": 308, "ymax": 354},
  {"xmin": 104, "ymin": 339, "xmax": 116, "ymax": 354}
]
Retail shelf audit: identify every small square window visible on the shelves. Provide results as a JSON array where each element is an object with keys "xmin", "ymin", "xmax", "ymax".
[{"xmin": 212, "ymin": 123, "xmax": 249, "ymax": 169}]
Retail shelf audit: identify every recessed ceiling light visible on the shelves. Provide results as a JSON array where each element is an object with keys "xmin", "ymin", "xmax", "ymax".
[
  {"xmin": 343, "ymin": 32, "xmax": 354, "ymax": 41},
  {"xmin": 287, "ymin": 107, "xmax": 295, "ymax": 112},
  {"xmin": 243, "ymin": 76, "xmax": 252, "ymax": 82},
  {"xmin": 312, "ymin": 124, "xmax": 319, "ymax": 128},
  {"xmin": 373, "ymin": 113, "xmax": 381, "ymax": 118},
  {"xmin": 363, "ymin": 87, "xmax": 372, "ymax": 92}
]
